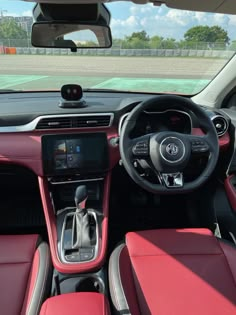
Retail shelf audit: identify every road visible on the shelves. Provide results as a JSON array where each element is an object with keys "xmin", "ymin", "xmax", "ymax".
[{"xmin": 0, "ymin": 55, "xmax": 228, "ymax": 93}]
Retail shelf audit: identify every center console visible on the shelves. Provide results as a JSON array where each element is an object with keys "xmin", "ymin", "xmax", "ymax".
[
  {"xmin": 39, "ymin": 132, "xmax": 111, "ymax": 274},
  {"xmin": 57, "ymin": 185, "xmax": 100, "ymax": 264}
]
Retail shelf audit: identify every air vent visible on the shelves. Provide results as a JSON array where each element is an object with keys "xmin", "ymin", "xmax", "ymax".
[
  {"xmin": 36, "ymin": 117, "xmax": 72, "ymax": 129},
  {"xmin": 211, "ymin": 115, "xmax": 228, "ymax": 137},
  {"xmin": 36, "ymin": 114, "xmax": 112, "ymax": 130},
  {"xmin": 73, "ymin": 115, "xmax": 111, "ymax": 128}
]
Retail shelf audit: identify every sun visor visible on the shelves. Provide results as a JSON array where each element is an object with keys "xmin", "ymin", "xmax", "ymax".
[
  {"xmin": 23, "ymin": 0, "xmax": 236, "ymax": 14},
  {"xmin": 33, "ymin": 2, "xmax": 110, "ymax": 24}
]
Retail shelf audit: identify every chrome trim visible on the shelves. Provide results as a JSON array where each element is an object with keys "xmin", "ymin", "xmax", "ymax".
[
  {"xmin": 161, "ymin": 172, "xmax": 184, "ymax": 188},
  {"xmin": 211, "ymin": 115, "xmax": 229, "ymax": 137},
  {"xmin": 57, "ymin": 207, "xmax": 75, "ymax": 216},
  {"xmin": 160, "ymin": 137, "xmax": 186, "ymax": 164},
  {"xmin": 118, "ymin": 112, "xmax": 130, "ymax": 136},
  {"xmin": 118, "ymin": 109, "xmax": 192, "ymax": 136},
  {"xmin": 229, "ymin": 232, "xmax": 236, "ymax": 245},
  {"xmin": 60, "ymin": 209, "xmax": 99, "ymax": 265},
  {"xmin": 48, "ymin": 177, "xmax": 104, "ymax": 185},
  {"xmin": 0, "ymin": 113, "xmax": 114, "ymax": 133}
]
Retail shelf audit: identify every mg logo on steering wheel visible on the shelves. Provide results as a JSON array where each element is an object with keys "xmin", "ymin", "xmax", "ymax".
[{"xmin": 166, "ymin": 143, "xmax": 179, "ymax": 156}]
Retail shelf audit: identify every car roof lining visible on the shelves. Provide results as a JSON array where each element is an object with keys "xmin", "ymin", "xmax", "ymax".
[{"xmin": 22, "ymin": 0, "xmax": 236, "ymax": 14}]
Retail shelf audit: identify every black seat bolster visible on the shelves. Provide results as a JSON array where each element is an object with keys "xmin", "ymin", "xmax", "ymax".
[
  {"xmin": 22, "ymin": 242, "xmax": 51, "ymax": 315},
  {"xmin": 109, "ymin": 243, "xmax": 140, "ymax": 315}
]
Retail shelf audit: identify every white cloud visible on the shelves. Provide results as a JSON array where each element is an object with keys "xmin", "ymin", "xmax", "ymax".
[
  {"xmin": 111, "ymin": 15, "xmax": 140, "ymax": 37},
  {"xmin": 4, "ymin": 12, "xmax": 18, "ymax": 17},
  {"xmin": 126, "ymin": 16, "xmax": 138, "ymax": 27},
  {"xmin": 110, "ymin": 4, "xmax": 235, "ymax": 41},
  {"xmin": 22, "ymin": 10, "xmax": 32, "ymax": 17},
  {"xmin": 111, "ymin": 16, "xmax": 138, "ymax": 27},
  {"xmin": 130, "ymin": 4, "xmax": 153, "ymax": 16},
  {"xmin": 3, "ymin": 10, "xmax": 32, "ymax": 17},
  {"xmin": 166, "ymin": 10, "xmax": 193, "ymax": 26},
  {"xmin": 140, "ymin": 6, "xmax": 152, "ymax": 14},
  {"xmin": 130, "ymin": 6, "xmax": 138, "ymax": 15}
]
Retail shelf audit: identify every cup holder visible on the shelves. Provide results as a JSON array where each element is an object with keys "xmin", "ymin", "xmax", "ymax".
[{"xmin": 76, "ymin": 276, "xmax": 105, "ymax": 294}]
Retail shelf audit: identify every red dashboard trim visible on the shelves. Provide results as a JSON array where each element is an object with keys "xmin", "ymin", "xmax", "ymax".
[
  {"xmin": 224, "ymin": 175, "xmax": 236, "ymax": 213},
  {"xmin": 0, "ymin": 127, "xmax": 120, "ymax": 175},
  {"xmin": 38, "ymin": 173, "xmax": 111, "ymax": 273},
  {"xmin": 0, "ymin": 127, "xmax": 229, "ymax": 176}
]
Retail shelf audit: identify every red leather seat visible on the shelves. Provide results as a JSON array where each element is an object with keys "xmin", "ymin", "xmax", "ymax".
[
  {"xmin": 0, "ymin": 234, "xmax": 51, "ymax": 315},
  {"xmin": 40, "ymin": 292, "xmax": 110, "ymax": 315},
  {"xmin": 109, "ymin": 228, "xmax": 236, "ymax": 315}
]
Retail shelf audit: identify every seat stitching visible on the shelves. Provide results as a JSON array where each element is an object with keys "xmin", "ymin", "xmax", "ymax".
[{"xmin": 0, "ymin": 261, "xmax": 31, "ymax": 265}]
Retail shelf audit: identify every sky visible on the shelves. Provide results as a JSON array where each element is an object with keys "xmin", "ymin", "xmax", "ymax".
[{"xmin": 1, "ymin": 0, "xmax": 236, "ymax": 41}]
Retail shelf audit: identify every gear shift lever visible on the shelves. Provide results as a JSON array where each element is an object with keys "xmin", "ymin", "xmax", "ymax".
[
  {"xmin": 74, "ymin": 185, "xmax": 87, "ymax": 210},
  {"xmin": 72, "ymin": 185, "xmax": 91, "ymax": 249}
]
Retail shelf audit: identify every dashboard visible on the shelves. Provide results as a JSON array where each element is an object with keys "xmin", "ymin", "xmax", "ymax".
[{"xmin": 0, "ymin": 91, "xmax": 232, "ymax": 181}]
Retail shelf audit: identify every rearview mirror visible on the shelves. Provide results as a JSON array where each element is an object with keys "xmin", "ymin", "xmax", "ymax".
[{"xmin": 31, "ymin": 22, "xmax": 112, "ymax": 50}]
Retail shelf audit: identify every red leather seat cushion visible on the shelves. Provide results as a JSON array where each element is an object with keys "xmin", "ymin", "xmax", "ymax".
[
  {"xmin": 124, "ymin": 229, "xmax": 236, "ymax": 315},
  {"xmin": 40, "ymin": 292, "xmax": 110, "ymax": 315},
  {"xmin": 0, "ymin": 234, "xmax": 39, "ymax": 315}
]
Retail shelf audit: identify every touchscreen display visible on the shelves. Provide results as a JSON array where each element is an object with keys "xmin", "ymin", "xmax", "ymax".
[
  {"xmin": 54, "ymin": 139, "xmax": 84, "ymax": 170},
  {"xmin": 42, "ymin": 133, "xmax": 108, "ymax": 175}
]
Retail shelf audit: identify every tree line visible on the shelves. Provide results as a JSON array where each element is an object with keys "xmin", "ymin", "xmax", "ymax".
[
  {"xmin": 0, "ymin": 20, "xmax": 236, "ymax": 50},
  {"xmin": 113, "ymin": 27, "xmax": 235, "ymax": 50}
]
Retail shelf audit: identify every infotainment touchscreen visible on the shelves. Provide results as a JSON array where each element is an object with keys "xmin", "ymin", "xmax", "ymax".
[
  {"xmin": 53, "ymin": 139, "xmax": 84, "ymax": 170},
  {"xmin": 42, "ymin": 133, "xmax": 108, "ymax": 175}
]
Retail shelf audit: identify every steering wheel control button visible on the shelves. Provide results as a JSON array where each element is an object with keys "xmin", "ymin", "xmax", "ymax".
[
  {"xmin": 162, "ymin": 173, "xmax": 183, "ymax": 188},
  {"xmin": 132, "ymin": 140, "xmax": 149, "ymax": 156},
  {"xmin": 191, "ymin": 140, "xmax": 209, "ymax": 154},
  {"xmin": 160, "ymin": 137, "xmax": 185, "ymax": 163}
]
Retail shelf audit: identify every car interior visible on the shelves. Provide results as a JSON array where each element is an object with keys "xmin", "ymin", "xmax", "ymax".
[{"xmin": 1, "ymin": 0, "xmax": 236, "ymax": 314}]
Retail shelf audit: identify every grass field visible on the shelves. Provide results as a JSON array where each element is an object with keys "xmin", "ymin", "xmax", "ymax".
[{"xmin": 0, "ymin": 55, "xmax": 227, "ymax": 93}]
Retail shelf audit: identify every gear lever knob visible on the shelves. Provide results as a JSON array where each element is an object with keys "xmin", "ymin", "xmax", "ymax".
[{"xmin": 74, "ymin": 185, "xmax": 88, "ymax": 211}]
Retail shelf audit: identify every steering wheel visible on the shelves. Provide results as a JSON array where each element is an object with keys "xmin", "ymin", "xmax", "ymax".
[{"xmin": 119, "ymin": 95, "xmax": 219, "ymax": 194}]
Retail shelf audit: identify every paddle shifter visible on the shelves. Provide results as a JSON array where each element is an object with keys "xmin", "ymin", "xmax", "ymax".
[
  {"xmin": 59, "ymin": 185, "xmax": 98, "ymax": 263},
  {"xmin": 72, "ymin": 185, "xmax": 91, "ymax": 249}
]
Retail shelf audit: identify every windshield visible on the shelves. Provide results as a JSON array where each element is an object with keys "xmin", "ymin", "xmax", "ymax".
[{"xmin": 0, "ymin": 1, "xmax": 235, "ymax": 94}]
